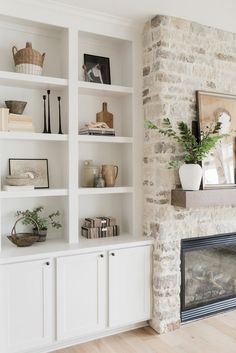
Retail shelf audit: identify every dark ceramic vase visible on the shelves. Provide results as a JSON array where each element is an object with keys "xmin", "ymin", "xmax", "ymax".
[{"xmin": 33, "ymin": 228, "xmax": 47, "ymax": 242}]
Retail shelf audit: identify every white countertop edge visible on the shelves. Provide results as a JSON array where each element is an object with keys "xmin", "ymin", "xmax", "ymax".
[{"xmin": 0, "ymin": 235, "xmax": 154, "ymax": 264}]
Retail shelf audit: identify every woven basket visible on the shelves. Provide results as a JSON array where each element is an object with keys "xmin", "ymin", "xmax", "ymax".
[
  {"xmin": 12, "ymin": 42, "xmax": 45, "ymax": 76},
  {"xmin": 7, "ymin": 216, "xmax": 39, "ymax": 247}
]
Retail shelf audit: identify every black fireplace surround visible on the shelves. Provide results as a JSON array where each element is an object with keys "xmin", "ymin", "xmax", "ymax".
[{"xmin": 181, "ymin": 233, "xmax": 236, "ymax": 322}]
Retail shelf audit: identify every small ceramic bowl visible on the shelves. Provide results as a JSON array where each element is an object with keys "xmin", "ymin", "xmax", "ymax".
[{"xmin": 5, "ymin": 100, "xmax": 27, "ymax": 115}]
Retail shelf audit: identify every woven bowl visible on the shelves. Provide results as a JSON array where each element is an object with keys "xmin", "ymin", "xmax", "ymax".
[
  {"xmin": 5, "ymin": 100, "xmax": 27, "ymax": 115},
  {"xmin": 7, "ymin": 233, "xmax": 39, "ymax": 247}
]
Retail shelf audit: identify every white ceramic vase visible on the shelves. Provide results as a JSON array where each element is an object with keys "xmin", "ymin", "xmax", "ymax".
[{"xmin": 179, "ymin": 163, "xmax": 202, "ymax": 191}]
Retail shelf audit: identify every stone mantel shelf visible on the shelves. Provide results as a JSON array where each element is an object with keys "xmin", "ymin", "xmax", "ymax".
[{"xmin": 171, "ymin": 188, "xmax": 236, "ymax": 208}]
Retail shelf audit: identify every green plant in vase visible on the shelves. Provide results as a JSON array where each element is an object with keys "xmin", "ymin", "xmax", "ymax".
[
  {"xmin": 15, "ymin": 206, "xmax": 62, "ymax": 242},
  {"xmin": 147, "ymin": 118, "xmax": 227, "ymax": 190}
]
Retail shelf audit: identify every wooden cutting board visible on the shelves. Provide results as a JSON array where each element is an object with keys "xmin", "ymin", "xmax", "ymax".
[{"xmin": 96, "ymin": 102, "xmax": 113, "ymax": 128}]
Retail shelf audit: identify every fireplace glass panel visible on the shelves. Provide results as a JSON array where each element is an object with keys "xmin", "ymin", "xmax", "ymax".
[{"xmin": 184, "ymin": 246, "xmax": 236, "ymax": 309}]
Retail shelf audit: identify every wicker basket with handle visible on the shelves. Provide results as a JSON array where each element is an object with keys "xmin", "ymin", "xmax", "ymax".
[
  {"xmin": 12, "ymin": 42, "xmax": 46, "ymax": 76},
  {"xmin": 7, "ymin": 216, "xmax": 40, "ymax": 247}
]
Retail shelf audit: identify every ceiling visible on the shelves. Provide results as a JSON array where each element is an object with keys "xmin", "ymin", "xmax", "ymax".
[{"xmin": 52, "ymin": 0, "xmax": 236, "ymax": 33}]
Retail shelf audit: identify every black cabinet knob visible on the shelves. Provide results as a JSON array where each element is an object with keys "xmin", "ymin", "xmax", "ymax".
[
  {"xmin": 100, "ymin": 254, "xmax": 104, "ymax": 258},
  {"xmin": 46, "ymin": 261, "xmax": 50, "ymax": 266},
  {"xmin": 111, "ymin": 252, "xmax": 115, "ymax": 256}
]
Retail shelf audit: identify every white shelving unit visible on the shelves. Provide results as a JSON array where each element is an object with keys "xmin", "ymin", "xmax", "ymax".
[
  {"xmin": 0, "ymin": 8, "xmax": 142, "ymax": 253},
  {"xmin": 0, "ymin": 5, "xmax": 151, "ymax": 353}
]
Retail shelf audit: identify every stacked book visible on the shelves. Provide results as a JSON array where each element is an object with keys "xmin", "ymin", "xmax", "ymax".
[
  {"xmin": 79, "ymin": 127, "xmax": 115, "ymax": 136},
  {"xmin": 81, "ymin": 216, "xmax": 119, "ymax": 239},
  {"xmin": 0, "ymin": 108, "xmax": 35, "ymax": 132}
]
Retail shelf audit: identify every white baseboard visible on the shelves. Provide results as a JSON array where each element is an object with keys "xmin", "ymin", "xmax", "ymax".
[{"xmin": 25, "ymin": 321, "xmax": 149, "ymax": 353}]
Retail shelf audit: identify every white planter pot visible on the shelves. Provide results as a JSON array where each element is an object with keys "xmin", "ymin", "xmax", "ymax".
[{"xmin": 179, "ymin": 163, "xmax": 202, "ymax": 191}]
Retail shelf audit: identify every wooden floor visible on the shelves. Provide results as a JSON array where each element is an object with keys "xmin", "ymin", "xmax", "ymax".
[{"xmin": 54, "ymin": 311, "xmax": 236, "ymax": 353}]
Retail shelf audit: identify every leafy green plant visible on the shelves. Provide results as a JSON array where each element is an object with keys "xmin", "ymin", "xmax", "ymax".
[
  {"xmin": 147, "ymin": 118, "xmax": 227, "ymax": 168},
  {"xmin": 15, "ymin": 206, "xmax": 62, "ymax": 231}
]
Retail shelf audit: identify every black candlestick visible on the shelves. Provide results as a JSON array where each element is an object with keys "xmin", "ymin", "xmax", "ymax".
[
  {"xmin": 42, "ymin": 95, "xmax": 47, "ymax": 133},
  {"xmin": 57, "ymin": 96, "xmax": 63, "ymax": 134},
  {"xmin": 47, "ymin": 90, "xmax": 51, "ymax": 133}
]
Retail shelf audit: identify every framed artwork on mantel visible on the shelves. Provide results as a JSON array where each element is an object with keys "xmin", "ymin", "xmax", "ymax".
[{"xmin": 197, "ymin": 91, "xmax": 236, "ymax": 189}]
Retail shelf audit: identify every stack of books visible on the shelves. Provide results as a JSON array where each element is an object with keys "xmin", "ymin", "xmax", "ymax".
[
  {"xmin": 79, "ymin": 127, "xmax": 115, "ymax": 136},
  {"xmin": 0, "ymin": 108, "xmax": 35, "ymax": 132}
]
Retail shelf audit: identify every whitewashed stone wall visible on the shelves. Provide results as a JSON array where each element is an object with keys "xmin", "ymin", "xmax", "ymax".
[{"xmin": 143, "ymin": 15, "xmax": 236, "ymax": 333}]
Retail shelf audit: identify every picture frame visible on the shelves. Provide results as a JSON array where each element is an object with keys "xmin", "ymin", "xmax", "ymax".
[
  {"xmin": 197, "ymin": 90, "xmax": 236, "ymax": 189},
  {"xmin": 9, "ymin": 158, "xmax": 49, "ymax": 189},
  {"xmin": 83, "ymin": 54, "xmax": 111, "ymax": 84}
]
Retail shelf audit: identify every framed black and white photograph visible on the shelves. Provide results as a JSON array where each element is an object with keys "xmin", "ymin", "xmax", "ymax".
[
  {"xmin": 84, "ymin": 54, "xmax": 111, "ymax": 84},
  {"xmin": 197, "ymin": 91, "xmax": 236, "ymax": 189},
  {"xmin": 9, "ymin": 158, "xmax": 49, "ymax": 189}
]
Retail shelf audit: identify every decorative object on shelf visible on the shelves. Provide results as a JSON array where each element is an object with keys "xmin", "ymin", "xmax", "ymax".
[
  {"xmin": 7, "ymin": 216, "xmax": 40, "ymax": 247},
  {"xmin": 5, "ymin": 172, "xmax": 35, "ymax": 186},
  {"xmin": 84, "ymin": 217, "xmax": 116, "ymax": 228},
  {"xmin": 0, "ymin": 108, "xmax": 35, "ymax": 132},
  {"xmin": 42, "ymin": 95, "xmax": 47, "ymax": 133},
  {"xmin": 16, "ymin": 206, "xmax": 62, "ymax": 242},
  {"xmin": 12, "ymin": 42, "xmax": 45, "ymax": 76},
  {"xmin": 57, "ymin": 96, "xmax": 63, "ymax": 134},
  {"xmin": 47, "ymin": 90, "xmax": 51, "ymax": 133},
  {"xmin": 8, "ymin": 113, "xmax": 34, "ymax": 132},
  {"xmin": 0, "ymin": 108, "xmax": 9, "ymax": 131},
  {"xmin": 82, "ymin": 160, "xmax": 99, "ymax": 187},
  {"xmin": 148, "ymin": 118, "xmax": 226, "ymax": 191},
  {"xmin": 83, "ymin": 54, "xmax": 111, "ymax": 84},
  {"xmin": 9, "ymin": 158, "xmax": 49, "ymax": 189},
  {"xmin": 5, "ymin": 100, "xmax": 27, "ymax": 115},
  {"xmin": 102, "ymin": 164, "xmax": 118, "ymax": 187},
  {"xmin": 197, "ymin": 91, "xmax": 236, "ymax": 189},
  {"xmin": 79, "ymin": 122, "xmax": 115, "ymax": 136},
  {"xmin": 81, "ymin": 216, "xmax": 119, "ymax": 239},
  {"xmin": 95, "ymin": 168, "xmax": 105, "ymax": 188},
  {"xmin": 96, "ymin": 102, "xmax": 113, "ymax": 128}
]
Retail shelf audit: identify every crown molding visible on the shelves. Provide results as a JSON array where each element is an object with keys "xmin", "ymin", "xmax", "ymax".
[{"xmin": 13, "ymin": 0, "xmax": 140, "ymax": 30}]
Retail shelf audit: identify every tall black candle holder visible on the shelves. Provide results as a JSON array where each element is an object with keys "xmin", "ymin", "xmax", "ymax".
[
  {"xmin": 47, "ymin": 90, "xmax": 51, "ymax": 133},
  {"xmin": 57, "ymin": 96, "xmax": 63, "ymax": 134},
  {"xmin": 42, "ymin": 95, "xmax": 47, "ymax": 133}
]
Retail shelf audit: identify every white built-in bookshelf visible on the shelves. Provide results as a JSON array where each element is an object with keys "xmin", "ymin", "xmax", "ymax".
[{"xmin": 0, "ymin": 10, "xmax": 141, "ymax": 253}]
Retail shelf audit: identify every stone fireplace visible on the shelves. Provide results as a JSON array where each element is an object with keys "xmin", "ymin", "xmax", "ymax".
[{"xmin": 143, "ymin": 15, "xmax": 236, "ymax": 333}]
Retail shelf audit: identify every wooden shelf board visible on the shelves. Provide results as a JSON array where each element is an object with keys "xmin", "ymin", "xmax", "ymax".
[
  {"xmin": 171, "ymin": 188, "xmax": 236, "ymax": 208},
  {"xmin": 78, "ymin": 81, "xmax": 133, "ymax": 97},
  {"xmin": 0, "ymin": 132, "xmax": 68, "ymax": 141},
  {"xmin": 78, "ymin": 186, "xmax": 133, "ymax": 195},
  {"xmin": 78, "ymin": 135, "xmax": 133, "ymax": 144},
  {"xmin": 0, "ymin": 71, "xmax": 68, "ymax": 90},
  {"xmin": 0, "ymin": 188, "xmax": 68, "ymax": 199}
]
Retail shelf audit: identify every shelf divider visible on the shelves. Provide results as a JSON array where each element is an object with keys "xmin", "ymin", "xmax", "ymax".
[
  {"xmin": 78, "ymin": 80, "xmax": 133, "ymax": 97},
  {"xmin": 78, "ymin": 186, "xmax": 133, "ymax": 195},
  {"xmin": 0, "ymin": 188, "xmax": 68, "ymax": 199},
  {"xmin": 0, "ymin": 70, "xmax": 68, "ymax": 90}
]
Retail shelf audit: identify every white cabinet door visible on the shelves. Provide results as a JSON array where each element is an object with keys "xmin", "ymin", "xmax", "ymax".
[
  {"xmin": 57, "ymin": 251, "xmax": 107, "ymax": 340},
  {"xmin": 108, "ymin": 245, "xmax": 151, "ymax": 328},
  {"xmin": 0, "ymin": 259, "xmax": 53, "ymax": 353}
]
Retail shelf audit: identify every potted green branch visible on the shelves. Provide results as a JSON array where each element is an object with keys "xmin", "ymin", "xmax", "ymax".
[
  {"xmin": 15, "ymin": 206, "xmax": 62, "ymax": 242},
  {"xmin": 148, "ymin": 118, "xmax": 226, "ymax": 190}
]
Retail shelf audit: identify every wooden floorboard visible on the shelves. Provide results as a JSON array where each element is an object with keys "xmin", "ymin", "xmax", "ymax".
[{"xmin": 54, "ymin": 311, "xmax": 236, "ymax": 353}]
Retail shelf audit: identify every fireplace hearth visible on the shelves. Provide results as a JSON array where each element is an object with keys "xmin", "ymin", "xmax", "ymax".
[{"xmin": 181, "ymin": 233, "xmax": 236, "ymax": 322}]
